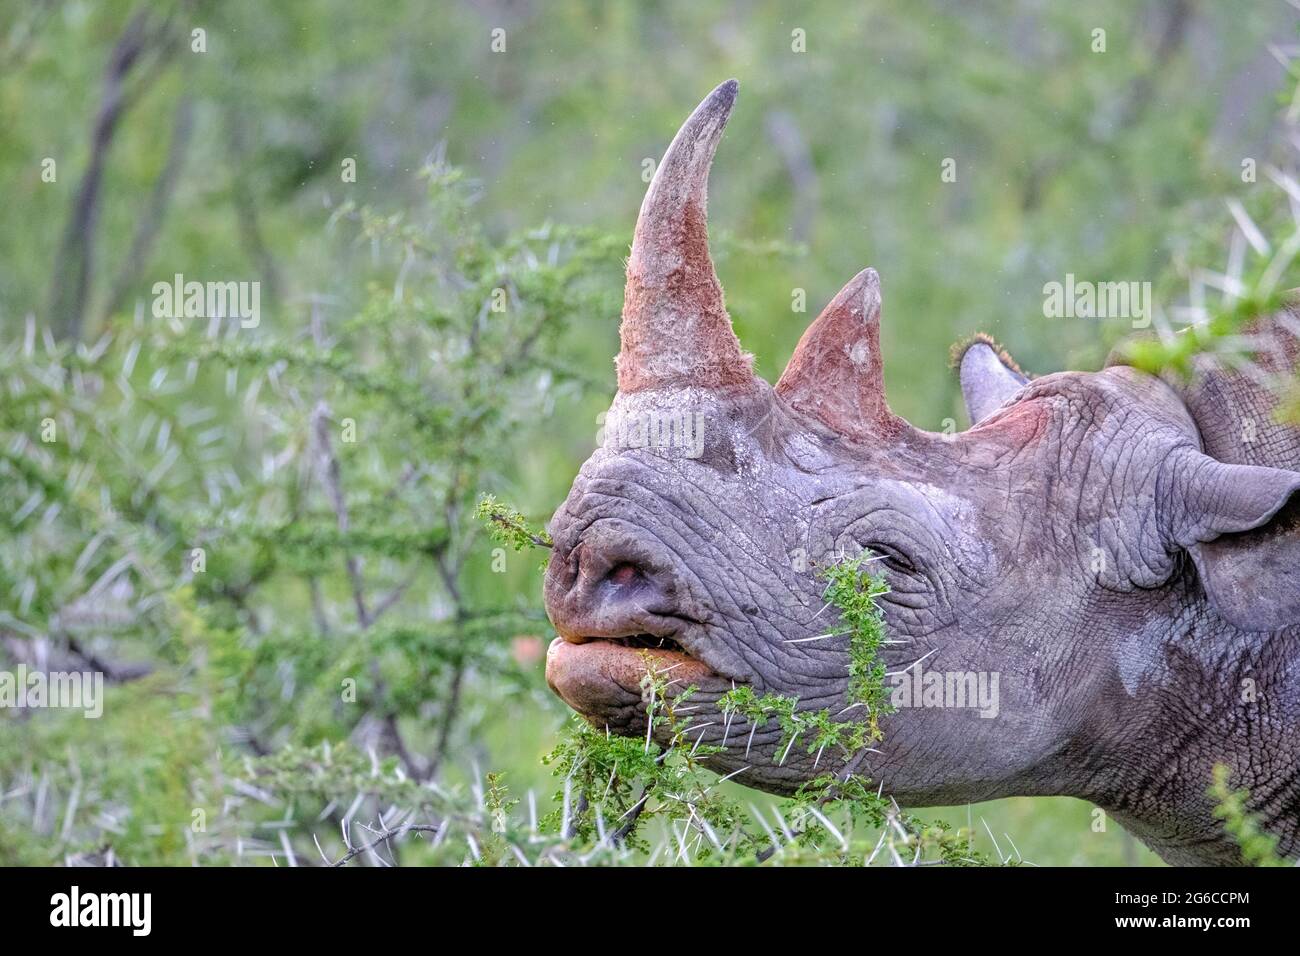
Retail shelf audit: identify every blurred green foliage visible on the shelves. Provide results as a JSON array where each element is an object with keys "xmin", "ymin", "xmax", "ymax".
[
  {"xmin": 2, "ymin": 0, "xmax": 1298, "ymax": 865},
  {"xmin": 1209, "ymin": 763, "xmax": 1287, "ymax": 866}
]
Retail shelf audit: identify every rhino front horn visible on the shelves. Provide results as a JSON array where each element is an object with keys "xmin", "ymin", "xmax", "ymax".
[
  {"xmin": 776, "ymin": 268, "xmax": 904, "ymax": 442},
  {"xmin": 617, "ymin": 79, "xmax": 754, "ymax": 393}
]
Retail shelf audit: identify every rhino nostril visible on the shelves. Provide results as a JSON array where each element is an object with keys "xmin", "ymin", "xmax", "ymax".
[{"xmin": 607, "ymin": 563, "xmax": 641, "ymax": 586}]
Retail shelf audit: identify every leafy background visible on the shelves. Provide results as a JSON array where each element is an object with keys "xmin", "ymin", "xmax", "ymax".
[{"xmin": 2, "ymin": 0, "xmax": 1298, "ymax": 865}]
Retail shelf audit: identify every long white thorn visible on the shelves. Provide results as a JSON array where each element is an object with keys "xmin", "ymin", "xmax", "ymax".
[
  {"xmin": 808, "ymin": 806, "xmax": 847, "ymax": 851},
  {"xmin": 717, "ymin": 765, "xmax": 750, "ymax": 784},
  {"xmin": 784, "ymin": 630, "xmax": 848, "ymax": 644},
  {"xmin": 866, "ymin": 828, "xmax": 888, "ymax": 865},
  {"xmin": 981, "ymin": 817, "xmax": 1006, "ymax": 864},
  {"xmin": 885, "ymin": 647, "xmax": 937, "ymax": 677},
  {"xmin": 1227, "ymin": 199, "xmax": 1270, "ymax": 256}
]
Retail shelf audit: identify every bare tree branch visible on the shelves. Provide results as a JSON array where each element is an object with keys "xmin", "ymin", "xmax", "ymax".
[
  {"xmin": 311, "ymin": 401, "xmax": 369, "ymax": 628},
  {"xmin": 47, "ymin": 7, "xmax": 181, "ymax": 340},
  {"xmin": 105, "ymin": 90, "xmax": 196, "ymax": 317},
  {"xmin": 426, "ymin": 657, "xmax": 465, "ymax": 782}
]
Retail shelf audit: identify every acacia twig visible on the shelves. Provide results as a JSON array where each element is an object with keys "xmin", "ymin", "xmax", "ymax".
[{"xmin": 329, "ymin": 822, "xmax": 440, "ymax": 868}]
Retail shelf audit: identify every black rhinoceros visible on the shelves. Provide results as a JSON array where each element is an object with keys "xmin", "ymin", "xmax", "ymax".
[{"xmin": 543, "ymin": 81, "xmax": 1300, "ymax": 866}]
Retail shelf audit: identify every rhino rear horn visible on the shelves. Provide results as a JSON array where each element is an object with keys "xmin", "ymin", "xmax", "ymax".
[{"xmin": 776, "ymin": 268, "xmax": 905, "ymax": 442}]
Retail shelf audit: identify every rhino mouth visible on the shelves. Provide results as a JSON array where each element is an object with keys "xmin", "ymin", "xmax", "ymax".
[
  {"xmin": 545, "ymin": 630, "xmax": 732, "ymax": 729},
  {"xmin": 599, "ymin": 633, "xmax": 687, "ymax": 653}
]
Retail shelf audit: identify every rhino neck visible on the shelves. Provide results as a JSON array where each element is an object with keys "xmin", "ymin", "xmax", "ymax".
[
  {"xmin": 1102, "ymin": 308, "xmax": 1300, "ymax": 863},
  {"xmin": 1065, "ymin": 580, "xmax": 1300, "ymax": 865}
]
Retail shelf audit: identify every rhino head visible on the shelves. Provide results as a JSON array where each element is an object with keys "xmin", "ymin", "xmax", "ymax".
[{"xmin": 542, "ymin": 80, "xmax": 1300, "ymax": 865}]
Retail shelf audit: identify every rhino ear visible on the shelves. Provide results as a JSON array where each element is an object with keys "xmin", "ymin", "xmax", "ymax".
[
  {"xmin": 1169, "ymin": 453, "xmax": 1300, "ymax": 630},
  {"xmin": 955, "ymin": 337, "xmax": 1028, "ymax": 425}
]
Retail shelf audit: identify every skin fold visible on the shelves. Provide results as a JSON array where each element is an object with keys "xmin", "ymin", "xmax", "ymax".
[{"xmin": 542, "ymin": 80, "xmax": 1300, "ymax": 866}]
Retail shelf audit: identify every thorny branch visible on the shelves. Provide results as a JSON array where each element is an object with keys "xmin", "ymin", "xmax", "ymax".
[{"xmin": 327, "ymin": 821, "xmax": 441, "ymax": 868}]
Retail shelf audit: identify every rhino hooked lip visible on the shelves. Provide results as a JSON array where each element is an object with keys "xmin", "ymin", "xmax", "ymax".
[{"xmin": 545, "ymin": 631, "xmax": 732, "ymax": 731}]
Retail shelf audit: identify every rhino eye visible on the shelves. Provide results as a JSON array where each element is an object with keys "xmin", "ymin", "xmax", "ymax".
[{"xmin": 866, "ymin": 542, "xmax": 916, "ymax": 574}]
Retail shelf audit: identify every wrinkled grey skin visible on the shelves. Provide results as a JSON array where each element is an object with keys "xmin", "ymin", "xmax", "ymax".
[{"xmin": 542, "ymin": 82, "xmax": 1300, "ymax": 866}]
